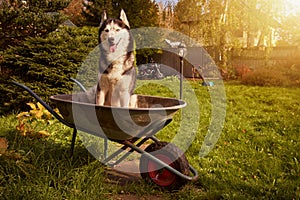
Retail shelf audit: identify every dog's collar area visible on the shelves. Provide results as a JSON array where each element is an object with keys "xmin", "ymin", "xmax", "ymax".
[{"xmin": 102, "ymin": 65, "xmax": 134, "ymax": 75}]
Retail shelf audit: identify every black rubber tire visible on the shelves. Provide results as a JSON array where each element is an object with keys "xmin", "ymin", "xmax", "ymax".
[{"xmin": 139, "ymin": 141, "xmax": 190, "ymax": 190}]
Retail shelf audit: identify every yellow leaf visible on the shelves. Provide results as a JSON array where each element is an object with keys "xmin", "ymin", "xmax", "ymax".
[
  {"xmin": 36, "ymin": 111, "xmax": 43, "ymax": 119},
  {"xmin": 16, "ymin": 111, "xmax": 30, "ymax": 118},
  {"xmin": 26, "ymin": 103, "xmax": 36, "ymax": 110},
  {"xmin": 43, "ymin": 110, "xmax": 52, "ymax": 120},
  {"xmin": 54, "ymin": 108, "xmax": 59, "ymax": 113},
  {"xmin": 54, "ymin": 108, "xmax": 62, "ymax": 117},
  {"xmin": 16, "ymin": 123, "xmax": 25, "ymax": 131},
  {"xmin": 29, "ymin": 109, "xmax": 38, "ymax": 115},
  {"xmin": 37, "ymin": 102, "xmax": 44, "ymax": 111},
  {"xmin": 30, "ymin": 110, "xmax": 43, "ymax": 119},
  {"xmin": 20, "ymin": 131, "xmax": 27, "ymax": 136},
  {"xmin": 37, "ymin": 130, "xmax": 50, "ymax": 138}
]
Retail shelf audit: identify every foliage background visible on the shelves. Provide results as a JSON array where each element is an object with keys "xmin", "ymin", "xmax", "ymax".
[
  {"xmin": 0, "ymin": 27, "xmax": 98, "ymax": 114},
  {"xmin": 81, "ymin": 0, "xmax": 159, "ymax": 28},
  {"xmin": 0, "ymin": 0, "xmax": 71, "ymax": 50},
  {"xmin": 1, "ymin": 0, "xmax": 300, "ymax": 115}
]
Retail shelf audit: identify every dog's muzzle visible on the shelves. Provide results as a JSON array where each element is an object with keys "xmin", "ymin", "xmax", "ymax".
[{"xmin": 108, "ymin": 37, "xmax": 121, "ymax": 53}]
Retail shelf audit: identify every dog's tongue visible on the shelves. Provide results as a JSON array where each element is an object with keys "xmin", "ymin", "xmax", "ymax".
[{"xmin": 110, "ymin": 45, "xmax": 117, "ymax": 52}]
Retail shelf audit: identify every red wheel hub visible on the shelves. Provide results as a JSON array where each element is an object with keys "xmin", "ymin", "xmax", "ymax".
[{"xmin": 147, "ymin": 154, "xmax": 176, "ymax": 187}]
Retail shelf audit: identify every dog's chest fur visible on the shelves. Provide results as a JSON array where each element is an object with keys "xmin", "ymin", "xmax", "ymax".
[
  {"xmin": 99, "ymin": 52, "xmax": 134, "ymax": 83},
  {"xmin": 99, "ymin": 61, "xmax": 125, "ymax": 86}
]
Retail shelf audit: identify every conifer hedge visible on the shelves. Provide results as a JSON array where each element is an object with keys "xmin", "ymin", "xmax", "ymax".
[{"xmin": 0, "ymin": 27, "xmax": 98, "ymax": 114}]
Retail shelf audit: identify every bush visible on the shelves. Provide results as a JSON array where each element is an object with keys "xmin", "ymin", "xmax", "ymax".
[
  {"xmin": 285, "ymin": 64, "xmax": 300, "ymax": 86},
  {"xmin": 241, "ymin": 64, "xmax": 300, "ymax": 87},
  {"xmin": 0, "ymin": 0, "xmax": 70, "ymax": 50},
  {"xmin": 0, "ymin": 27, "xmax": 98, "ymax": 114},
  {"xmin": 241, "ymin": 68, "xmax": 287, "ymax": 86}
]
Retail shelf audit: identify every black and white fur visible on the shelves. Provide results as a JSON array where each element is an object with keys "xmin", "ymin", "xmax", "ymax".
[{"xmin": 96, "ymin": 9, "xmax": 136, "ymax": 107}]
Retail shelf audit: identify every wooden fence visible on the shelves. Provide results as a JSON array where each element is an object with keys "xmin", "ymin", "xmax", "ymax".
[
  {"xmin": 153, "ymin": 46, "xmax": 300, "ymax": 78},
  {"xmin": 231, "ymin": 46, "xmax": 300, "ymax": 69},
  {"xmin": 153, "ymin": 47, "xmax": 221, "ymax": 79}
]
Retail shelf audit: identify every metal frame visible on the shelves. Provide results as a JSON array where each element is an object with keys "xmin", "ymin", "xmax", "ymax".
[{"xmin": 11, "ymin": 80, "xmax": 198, "ymax": 182}]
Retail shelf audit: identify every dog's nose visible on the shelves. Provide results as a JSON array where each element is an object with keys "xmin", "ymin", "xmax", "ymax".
[{"xmin": 108, "ymin": 37, "xmax": 114, "ymax": 44}]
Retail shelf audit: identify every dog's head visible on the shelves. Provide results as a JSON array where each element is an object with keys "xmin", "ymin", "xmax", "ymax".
[{"xmin": 99, "ymin": 9, "xmax": 131, "ymax": 53}]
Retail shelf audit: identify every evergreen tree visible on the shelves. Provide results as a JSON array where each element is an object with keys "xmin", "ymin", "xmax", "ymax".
[
  {"xmin": 0, "ymin": 0, "xmax": 71, "ymax": 50},
  {"xmin": 0, "ymin": 27, "xmax": 98, "ymax": 114},
  {"xmin": 82, "ymin": 0, "xmax": 159, "ymax": 28},
  {"xmin": 81, "ymin": 0, "xmax": 113, "ymax": 26}
]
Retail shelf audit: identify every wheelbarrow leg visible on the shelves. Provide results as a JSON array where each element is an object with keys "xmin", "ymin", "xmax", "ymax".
[
  {"xmin": 107, "ymin": 137, "xmax": 151, "ymax": 167},
  {"xmin": 70, "ymin": 128, "xmax": 77, "ymax": 157},
  {"xmin": 104, "ymin": 138, "xmax": 108, "ymax": 159},
  {"xmin": 102, "ymin": 137, "xmax": 145, "ymax": 166}
]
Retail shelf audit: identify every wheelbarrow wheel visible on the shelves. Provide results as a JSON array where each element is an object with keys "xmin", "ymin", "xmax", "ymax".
[{"xmin": 139, "ymin": 141, "xmax": 190, "ymax": 190}]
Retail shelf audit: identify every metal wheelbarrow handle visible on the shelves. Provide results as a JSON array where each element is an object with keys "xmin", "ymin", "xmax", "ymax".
[
  {"xmin": 11, "ymin": 81, "xmax": 75, "ymax": 129},
  {"xmin": 70, "ymin": 77, "xmax": 87, "ymax": 92}
]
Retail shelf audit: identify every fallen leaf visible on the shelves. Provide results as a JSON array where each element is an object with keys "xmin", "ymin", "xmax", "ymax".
[
  {"xmin": 37, "ymin": 130, "xmax": 50, "ymax": 138},
  {"xmin": 37, "ymin": 102, "xmax": 44, "ymax": 110},
  {"xmin": 16, "ymin": 111, "xmax": 30, "ymax": 118},
  {"xmin": 26, "ymin": 102, "xmax": 36, "ymax": 110},
  {"xmin": 0, "ymin": 138, "xmax": 8, "ymax": 154}
]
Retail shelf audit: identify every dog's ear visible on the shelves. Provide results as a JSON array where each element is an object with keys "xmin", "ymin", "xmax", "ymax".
[
  {"xmin": 120, "ymin": 9, "xmax": 130, "ymax": 28},
  {"xmin": 99, "ymin": 10, "xmax": 107, "ymax": 27}
]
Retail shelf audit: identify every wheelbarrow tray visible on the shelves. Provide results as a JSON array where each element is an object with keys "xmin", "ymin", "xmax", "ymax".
[
  {"xmin": 50, "ymin": 93, "xmax": 186, "ymax": 141},
  {"xmin": 12, "ymin": 81, "xmax": 198, "ymax": 189}
]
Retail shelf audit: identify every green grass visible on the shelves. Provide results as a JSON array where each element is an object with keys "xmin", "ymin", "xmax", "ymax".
[{"xmin": 1, "ymin": 80, "xmax": 300, "ymax": 199}]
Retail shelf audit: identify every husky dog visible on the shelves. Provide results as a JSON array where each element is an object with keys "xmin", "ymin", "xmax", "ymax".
[{"xmin": 96, "ymin": 9, "xmax": 136, "ymax": 107}]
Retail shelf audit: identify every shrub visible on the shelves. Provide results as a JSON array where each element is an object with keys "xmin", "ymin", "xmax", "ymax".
[
  {"xmin": 0, "ymin": 27, "xmax": 98, "ymax": 114},
  {"xmin": 0, "ymin": 0, "xmax": 70, "ymax": 50},
  {"xmin": 241, "ymin": 64, "xmax": 300, "ymax": 87},
  {"xmin": 284, "ymin": 64, "xmax": 300, "ymax": 87},
  {"xmin": 241, "ymin": 68, "xmax": 287, "ymax": 86}
]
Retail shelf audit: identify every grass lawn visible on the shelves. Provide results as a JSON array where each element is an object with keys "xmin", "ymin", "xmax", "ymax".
[{"xmin": 0, "ymin": 80, "xmax": 299, "ymax": 199}]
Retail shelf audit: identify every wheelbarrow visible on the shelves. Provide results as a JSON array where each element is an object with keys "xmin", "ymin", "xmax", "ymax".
[{"xmin": 12, "ymin": 80, "xmax": 198, "ymax": 190}]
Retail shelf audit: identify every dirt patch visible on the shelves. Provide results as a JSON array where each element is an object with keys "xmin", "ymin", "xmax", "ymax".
[
  {"xmin": 105, "ymin": 162, "xmax": 165, "ymax": 200},
  {"xmin": 104, "ymin": 160, "xmax": 167, "ymax": 200},
  {"xmin": 105, "ymin": 159, "xmax": 141, "ymax": 185},
  {"xmin": 105, "ymin": 168, "xmax": 140, "ymax": 186}
]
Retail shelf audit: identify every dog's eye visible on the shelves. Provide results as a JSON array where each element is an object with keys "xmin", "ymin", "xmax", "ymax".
[
  {"xmin": 105, "ymin": 29, "xmax": 109, "ymax": 32},
  {"xmin": 116, "ymin": 29, "xmax": 121, "ymax": 32}
]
